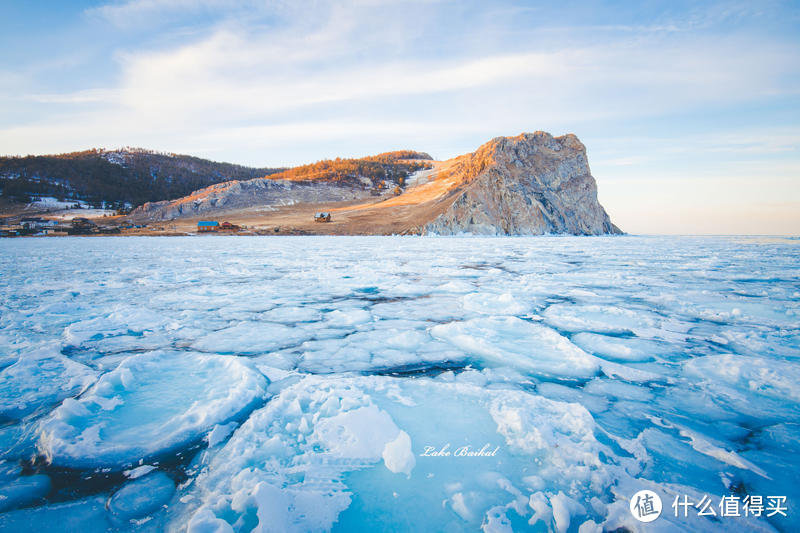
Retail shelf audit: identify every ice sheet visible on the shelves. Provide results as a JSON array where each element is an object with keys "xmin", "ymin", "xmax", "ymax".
[{"xmin": 0, "ymin": 235, "xmax": 797, "ymax": 532}]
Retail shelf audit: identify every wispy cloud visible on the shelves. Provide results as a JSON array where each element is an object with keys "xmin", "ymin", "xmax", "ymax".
[
  {"xmin": 3, "ymin": 2, "xmax": 800, "ymax": 164},
  {"xmin": 85, "ymin": 0, "xmax": 251, "ymax": 28},
  {"xmin": 27, "ymin": 23, "xmax": 795, "ymax": 146}
]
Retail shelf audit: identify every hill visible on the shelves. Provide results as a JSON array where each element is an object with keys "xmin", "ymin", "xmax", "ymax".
[
  {"xmin": 0, "ymin": 148, "xmax": 281, "ymax": 210},
  {"xmin": 131, "ymin": 151, "xmax": 433, "ymax": 220}
]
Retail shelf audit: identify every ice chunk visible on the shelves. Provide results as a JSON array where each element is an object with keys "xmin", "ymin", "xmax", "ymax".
[
  {"xmin": 108, "ymin": 471, "xmax": 175, "ymax": 524},
  {"xmin": 123, "ymin": 464, "xmax": 156, "ymax": 479},
  {"xmin": 206, "ymin": 422, "xmax": 238, "ymax": 448},
  {"xmin": 324, "ymin": 308, "xmax": 373, "ymax": 327},
  {"xmin": 462, "ymin": 292, "xmax": 531, "ymax": 315},
  {"xmin": 261, "ymin": 306, "xmax": 322, "ymax": 324},
  {"xmin": 584, "ymin": 378, "xmax": 654, "ymax": 402},
  {"xmin": 0, "ymin": 496, "xmax": 109, "ymax": 532},
  {"xmin": 62, "ymin": 306, "xmax": 169, "ymax": 346},
  {"xmin": 0, "ymin": 344, "xmax": 96, "ymax": 421},
  {"xmin": 0, "ymin": 474, "xmax": 51, "ymax": 512},
  {"xmin": 313, "ymin": 405, "xmax": 401, "ymax": 459},
  {"xmin": 299, "ymin": 328, "xmax": 464, "ymax": 373},
  {"xmin": 434, "ymin": 280, "xmax": 475, "ymax": 294},
  {"xmin": 382, "ymin": 430, "xmax": 415, "ymax": 475},
  {"xmin": 431, "ymin": 316, "xmax": 600, "ymax": 379},
  {"xmin": 0, "ymin": 461, "xmax": 21, "ymax": 483},
  {"xmin": 677, "ymin": 296, "xmax": 799, "ymax": 328},
  {"xmin": 661, "ymin": 419, "xmax": 769, "ymax": 478},
  {"xmin": 0, "ymin": 423, "xmax": 38, "ymax": 461},
  {"xmin": 192, "ymin": 322, "xmax": 313, "ymax": 354},
  {"xmin": 685, "ymin": 354, "xmax": 800, "ymax": 404},
  {"xmin": 187, "ymin": 507, "xmax": 234, "ymax": 533},
  {"xmin": 543, "ymin": 304, "xmax": 667, "ymax": 337},
  {"xmin": 371, "ymin": 295, "xmax": 466, "ymax": 322},
  {"xmin": 37, "ymin": 351, "xmax": 268, "ymax": 469},
  {"xmin": 598, "ymin": 360, "xmax": 664, "ymax": 383},
  {"xmin": 549, "ymin": 491, "xmax": 586, "ymax": 533},
  {"xmin": 570, "ymin": 332, "xmax": 666, "ymax": 362}
]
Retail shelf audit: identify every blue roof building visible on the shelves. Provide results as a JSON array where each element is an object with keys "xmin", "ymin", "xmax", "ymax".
[{"xmin": 197, "ymin": 220, "xmax": 219, "ymax": 232}]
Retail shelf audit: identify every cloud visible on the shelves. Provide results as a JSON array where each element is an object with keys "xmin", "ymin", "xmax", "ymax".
[
  {"xmin": 85, "ymin": 0, "xmax": 249, "ymax": 28},
  {"xmin": 4, "ymin": 1, "xmax": 800, "ymax": 167},
  {"xmin": 26, "ymin": 88, "xmax": 117, "ymax": 105},
  {"xmin": 94, "ymin": 22, "xmax": 795, "ymax": 139}
]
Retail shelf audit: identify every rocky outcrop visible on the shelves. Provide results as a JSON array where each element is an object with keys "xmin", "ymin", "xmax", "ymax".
[
  {"xmin": 422, "ymin": 132, "xmax": 621, "ymax": 235},
  {"xmin": 131, "ymin": 178, "xmax": 368, "ymax": 221}
]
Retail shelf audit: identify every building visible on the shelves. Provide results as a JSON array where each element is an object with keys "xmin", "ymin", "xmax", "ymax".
[
  {"xmin": 20, "ymin": 217, "xmax": 43, "ymax": 229},
  {"xmin": 20, "ymin": 217, "xmax": 58, "ymax": 231},
  {"xmin": 220, "ymin": 221, "xmax": 241, "ymax": 232},
  {"xmin": 197, "ymin": 221, "xmax": 220, "ymax": 232},
  {"xmin": 68, "ymin": 217, "xmax": 97, "ymax": 235},
  {"xmin": 314, "ymin": 212, "xmax": 332, "ymax": 223}
]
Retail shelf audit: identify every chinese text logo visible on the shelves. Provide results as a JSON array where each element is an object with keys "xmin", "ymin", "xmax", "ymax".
[{"xmin": 630, "ymin": 490, "xmax": 663, "ymax": 522}]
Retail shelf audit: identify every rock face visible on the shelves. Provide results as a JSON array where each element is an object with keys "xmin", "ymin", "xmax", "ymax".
[{"xmin": 422, "ymin": 132, "xmax": 621, "ymax": 235}]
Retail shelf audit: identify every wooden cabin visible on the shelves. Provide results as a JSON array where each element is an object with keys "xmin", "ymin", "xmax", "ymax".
[
  {"xmin": 197, "ymin": 221, "xmax": 220, "ymax": 232},
  {"xmin": 314, "ymin": 212, "xmax": 332, "ymax": 223}
]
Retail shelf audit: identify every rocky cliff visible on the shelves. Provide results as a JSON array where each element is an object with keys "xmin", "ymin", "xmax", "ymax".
[{"xmin": 421, "ymin": 132, "xmax": 621, "ymax": 235}]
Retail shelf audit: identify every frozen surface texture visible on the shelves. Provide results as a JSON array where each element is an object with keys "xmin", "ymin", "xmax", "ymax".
[{"xmin": 0, "ymin": 235, "xmax": 798, "ymax": 532}]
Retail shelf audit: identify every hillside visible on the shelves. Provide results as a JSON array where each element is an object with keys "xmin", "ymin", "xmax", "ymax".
[
  {"xmin": 132, "ymin": 151, "xmax": 433, "ymax": 220},
  {"xmin": 130, "ymin": 132, "xmax": 621, "ymax": 236},
  {"xmin": 0, "ymin": 148, "xmax": 280, "ymax": 210},
  {"xmin": 266, "ymin": 150, "xmax": 433, "ymax": 185}
]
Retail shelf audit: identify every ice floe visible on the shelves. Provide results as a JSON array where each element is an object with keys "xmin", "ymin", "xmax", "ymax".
[
  {"xmin": 37, "ymin": 351, "xmax": 268, "ymax": 469},
  {"xmin": 431, "ymin": 316, "xmax": 600, "ymax": 379},
  {"xmin": 107, "ymin": 471, "xmax": 175, "ymax": 525},
  {"xmin": 0, "ymin": 344, "xmax": 95, "ymax": 421}
]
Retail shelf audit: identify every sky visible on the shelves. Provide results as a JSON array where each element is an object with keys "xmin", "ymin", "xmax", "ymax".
[{"xmin": 1, "ymin": 0, "xmax": 799, "ymax": 234}]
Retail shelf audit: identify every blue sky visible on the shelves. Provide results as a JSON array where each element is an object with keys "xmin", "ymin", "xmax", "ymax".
[{"xmin": 1, "ymin": 0, "xmax": 799, "ymax": 234}]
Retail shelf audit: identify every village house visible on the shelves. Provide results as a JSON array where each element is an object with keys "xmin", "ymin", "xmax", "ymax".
[
  {"xmin": 197, "ymin": 221, "xmax": 220, "ymax": 232},
  {"xmin": 219, "ymin": 221, "xmax": 241, "ymax": 232},
  {"xmin": 67, "ymin": 217, "xmax": 97, "ymax": 235},
  {"xmin": 20, "ymin": 217, "xmax": 59, "ymax": 231}
]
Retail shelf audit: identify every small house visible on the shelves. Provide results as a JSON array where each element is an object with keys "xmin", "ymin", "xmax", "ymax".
[
  {"xmin": 20, "ymin": 217, "xmax": 44, "ymax": 229},
  {"xmin": 197, "ymin": 221, "xmax": 220, "ymax": 232},
  {"xmin": 314, "ymin": 212, "xmax": 332, "ymax": 223},
  {"xmin": 220, "ymin": 221, "xmax": 241, "ymax": 232},
  {"xmin": 68, "ymin": 217, "xmax": 97, "ymax": 235}
]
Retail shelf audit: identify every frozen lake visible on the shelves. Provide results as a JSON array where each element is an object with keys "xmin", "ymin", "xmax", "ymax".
[{"xmin": 0, "ymin": 235, "xmax": 798, "ymax": 532}]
